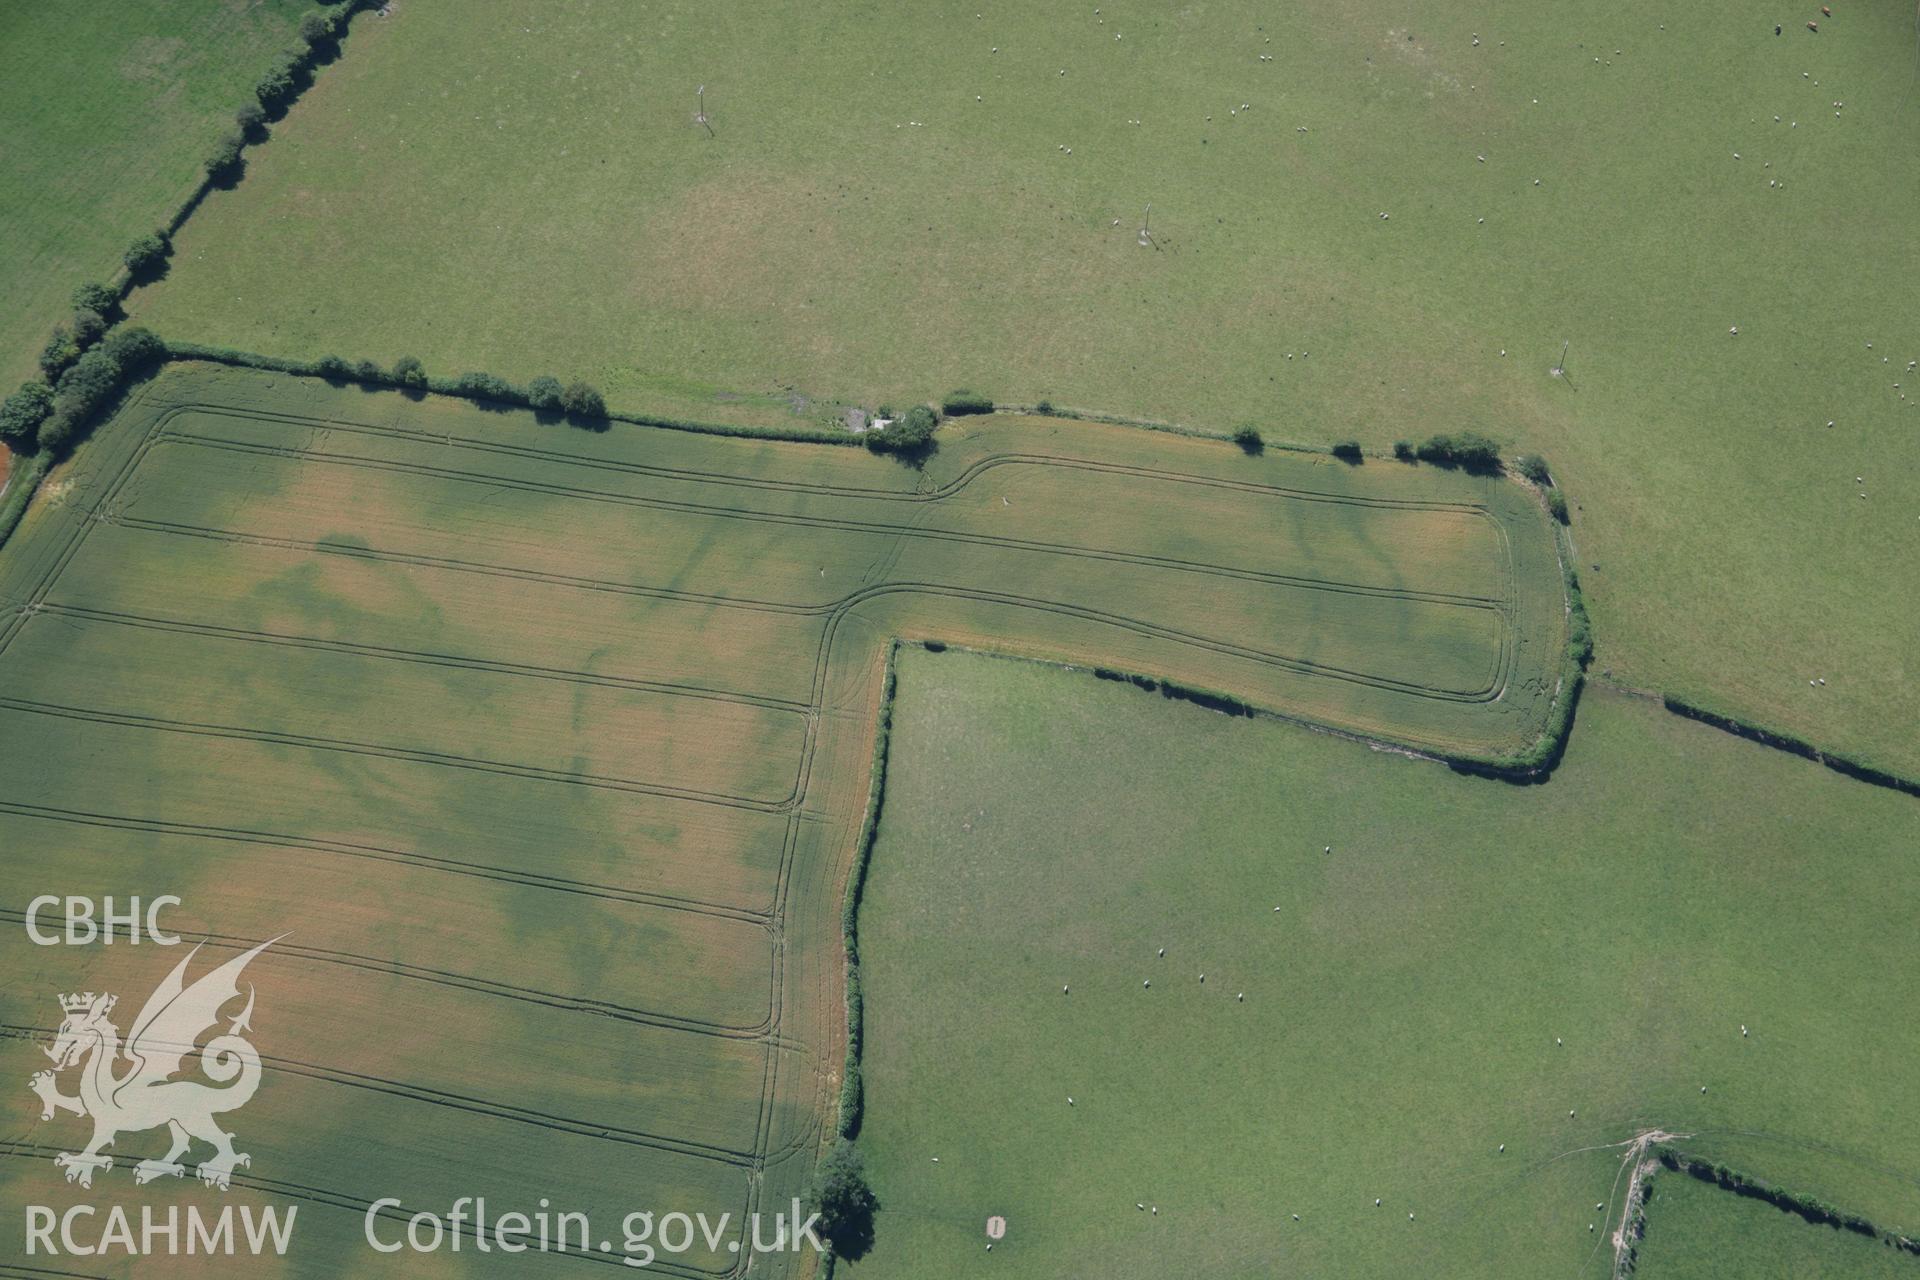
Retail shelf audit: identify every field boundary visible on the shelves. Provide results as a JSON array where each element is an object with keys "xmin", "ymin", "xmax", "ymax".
[
  {"xmin": 1614, "ymin": 1146, "xmax": 1920, "ymax": 1277},
  {"xmin": 0, "ymin": 454, "xmax": 48, "ymax": 550},
  {"xmin": 1660, "ymin": 692, "xmax": 1920, "ymax": 801},
  {"xmin": 122, "ymin": 2, "xmax": 381, "ymax": 303},
  {"xmin": 832, "ymin": 642, "xmax": 900, "ymax": 1143},
  {"xmin": 993, "ymin": 400, "xmax": 1327, "ymax": 457},
  {"xmin": 167, "ymin": 342, "xmax": 859, "ymax": 446},
  {"xmin": 4, "ymin": 356, "xmax": 1573, "ymax": 754}
]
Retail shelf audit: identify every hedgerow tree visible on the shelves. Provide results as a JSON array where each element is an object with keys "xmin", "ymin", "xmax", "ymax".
[
  {"xmin": 69, "ymin": 308, "xmax": 108, "ymax": 348},
  {"xmin": 1232, "ymin": 422, "xmax": 1263, "ymax": 454},
  {"xmin": 313, "ymin": 354, "xmax": 351, "ymax": 380},
  {"xmin": 391, "ymin": 355, "xmax": 427, "ymax": 389},
  {"xmin": 205, "ymin": 129, "xmax": 246, "ymax": 181},
  {"xmin": 559, "ymin": 380, "xmax": 606, "ymax": 419},
  {"xmin": 807, "ymin": 1140, "xmax": 878, "ymax": 1258},
  {"xmin": 865, "ymin": 404, "xmax": 936, "ymax": 454},
  {"xmin": 99, "ymin": 327, "xmax": 165, "ymax": 370},
  {"xmin": 39, "ymin": 326, "xmax": 79, "ymax": 381},
  {"xmin": 234, "ymin": 100, "xmax": 267, "ymax": 140},
  {"xmin": 56, "ymin": 350, "xmax": 122, "ymax": 402},
  {"xmin": 1515, "ymin": 453, "xmax": 1553, "ymax": 486},
  {"xmin": 0, "ymin": 382, "xmax": 54, "ymax": 453},
  {"xmin": 527, "ymin": 375, "xmax": 564, "ymax": 412},
  {"xmin": 1331, "ymin": 439, "xmax": 1363, "ymax": 461},
  {"xmin": 297, "ymin": 10, "xmax": 335, "ymax": 45},
  {"xmin": 71, "ymin": 282, "xmax": 117, "ymax": 316},
  {"xmin": 254, "ymin": 55, "xmax": 299, "ymax": 113},
  {"xmin": 123, "ymin": 231, "xmax": 170, "ymax": 279}
]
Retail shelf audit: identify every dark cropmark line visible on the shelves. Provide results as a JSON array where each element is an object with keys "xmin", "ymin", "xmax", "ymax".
[
  {"xmin": 0, "ymin": 913, "xmax": 777, "ymax": 1041},
  {"xmin": 154, "ymin": 428, "xmax": 1510, "ymax": 609},
  {"xmin": 0, "ymin": 1144, "xmax": 754, "ymax": 1279},
  {"xmin": 0, "ymin": 800, "xmax": 775, "ymax": 923}
]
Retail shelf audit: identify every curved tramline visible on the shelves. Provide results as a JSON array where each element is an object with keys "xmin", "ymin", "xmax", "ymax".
[{"xmin": 0, "ymin": 363, "xmax": 1565, "ymax": 1276}]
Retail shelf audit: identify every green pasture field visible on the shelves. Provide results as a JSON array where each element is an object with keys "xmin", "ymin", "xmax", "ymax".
[
  {"xmin": 0, "ymin": 362, "xmax": 1561, "ymax": 1273},
  {"xmin": 850, "ymin": 648, "xmax": 1920, "ymax": 1279},
  {"xmin": 123, "ymin": 0, "xmax": 1920, "ymax": 774},
  {"xmin": 0, "ymin": 0, "xmax": 311, "ymax": 390},
  {"xmin": 1632, "ymin": 1171, "xmax": 1919, "ymax": 1280}
]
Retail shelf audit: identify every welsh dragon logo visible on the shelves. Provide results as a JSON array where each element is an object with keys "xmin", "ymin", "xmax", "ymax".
[{"xmin": 29, "ymin": 939, "xmax": 278, "ymax": 1191}]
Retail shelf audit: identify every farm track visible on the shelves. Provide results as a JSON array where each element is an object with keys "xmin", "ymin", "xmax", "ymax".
[{"xmin": 0, "ymin": 380, "xmax": 1561, "ymax": 1270}]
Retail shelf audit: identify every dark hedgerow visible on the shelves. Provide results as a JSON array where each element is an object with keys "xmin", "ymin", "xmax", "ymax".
[
  {"xmin": 559, "ymin": 380, "xmax": 607, "ymax": 419},
  {"xmin": 941, "ymin": 388, "xmax": 993, "ymax": 416},
  {"xmin": 526, "ymin": 375, "xmax": 564, "ymax": 412},
  {"xmin": 1331, "ymin": 439, "xmax": 1363, "ymax": 462},
  {"xmin": 353, "ymin": 358, "xmax": 383, "ymax": 383},
  {"xmin": 391, "ymin": 355, "xmax": 427, "ymax": 389},
  {"xmin": 1565, "ymin": 571, "xmax": 1594, "ymax": 668},
  {"xmin": 313, "ymin": 354, "xmax": 351, "ymax": 380},
  {"xmin": 455, "ymin": 371, "xmax": 519, "ymax": 403},
  {"xmin": 1548, "ymin": 489, "xmax": 1569, "ymax": 524},
  {"xmin": 123, "ymin": 231, "xmax": 170, "ymax": 279},
  {"xmin": 1415, "ymin": 431, "xmax": 1501, "ymax": 473},
  {"xmin": 39, "ymin": 342, "xmax": 141, "ymax": 457},
  {"xmin": 1393, "ymin": 439, "xmax": 1415, "ymax": 461},
  {"xmin": 1231, "ymin": 422, "xmax": 1264, "ymax": 454}
]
